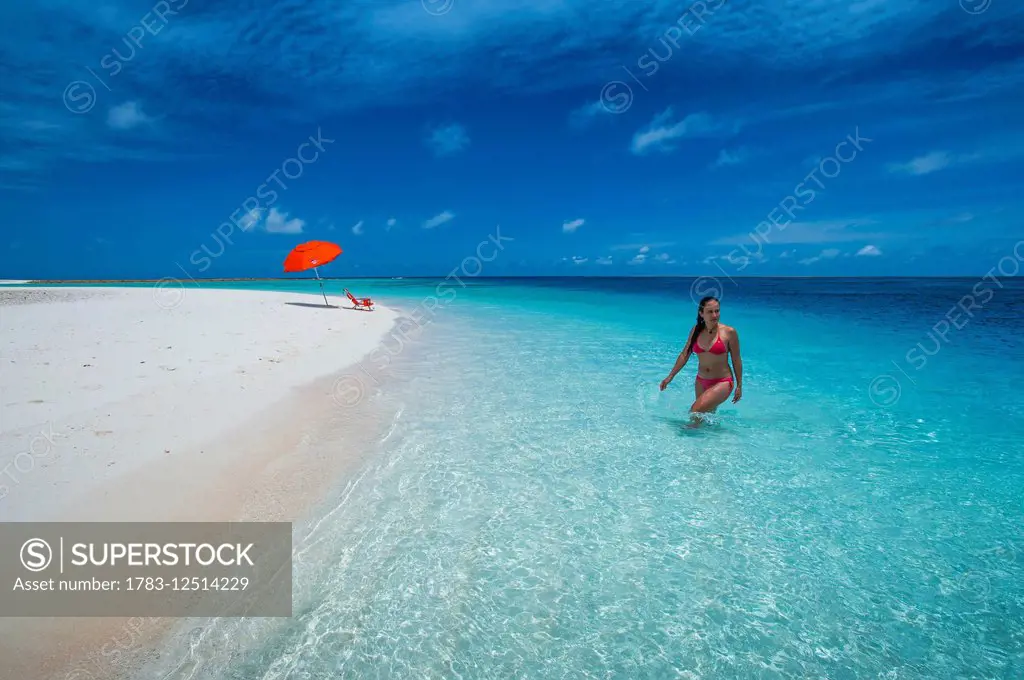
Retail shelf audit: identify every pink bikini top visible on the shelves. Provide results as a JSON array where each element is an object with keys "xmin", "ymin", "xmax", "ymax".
[{"xmin": 693, "ymin": 331, "xmax": 727, "ymax": 355}]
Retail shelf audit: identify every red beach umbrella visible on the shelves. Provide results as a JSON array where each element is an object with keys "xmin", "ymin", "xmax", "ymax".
[{"xmin": 283, "ymin": 240, "xmax": 343, "ymax": 305}]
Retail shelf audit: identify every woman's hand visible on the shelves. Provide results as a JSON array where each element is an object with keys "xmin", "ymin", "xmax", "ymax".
[
  {"xmin": 660, "ymin": 376, "xmax": 673, "ymax": 391},
  {"xmin": 732, "ymin": 385, "xmax": 743, "ymax": 403}
]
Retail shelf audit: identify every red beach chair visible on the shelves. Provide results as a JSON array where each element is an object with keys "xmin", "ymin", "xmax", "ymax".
[{"xmin": 344, "ymin": 288, "xmax": 374, "ymax": 311}]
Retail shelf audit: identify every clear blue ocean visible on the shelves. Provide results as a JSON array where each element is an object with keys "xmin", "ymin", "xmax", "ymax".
[{"xmin": 38, "ymin": 277, "xmax": 1024, "ymax": 678}]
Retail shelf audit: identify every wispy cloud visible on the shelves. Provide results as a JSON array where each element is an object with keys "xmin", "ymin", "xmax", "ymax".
[
  {"xmin": 885, "ymin": 147, "xmax": 1013, "ymax": 176},
  {"xmin": 887, "ymin": 151, "xmax": 955, "ymax": 176},
  {"xmin": 107, "ymin": 101, "xmax": 152, "ymax": 131},
  {"xmin": 596, "ymin": 256, "xmax": 613, "ymax": 265},
  {"xmin": 799, "ymin": 248, "xmax": 841, "ymax": 265},
  {"xmin": 572, "ymin": 256, "xmax": 588, "ymax": 264},
  {"xmin": 856, "ymin": 244, "xmax": 882, "ymax": 256},
  {"xmin": 423, "ymin": 210, "xmax": 455, "ymax": 229},
  {"xmin": 239, "ymin": 208, "xmax": 263, "ymax": 232},
  {"xmin": 426, "ymin": 124, "xmax": 469, "ymax": 157},
  {"xmin": 568, "ymin": 100, "xmax": 611, "ymax": 129},
  {"xmin": 630, "ymin": 109, "xmax": 734, "ymax": 155},
  {"xmin": 563, "ymin": 218, "xmax": 584, "ymax": 233},
  {"xmin": 710, "ymin": 147, "xmax": 751, "ymax": 169},
  {"xmin": 1, "ymin": 0, "xmax": 1014, "ymax": 188},
  {"xmin": 610, "ymin": 241, "xmax": 675, "ymax": 251},
  {"xmin": 351, "ymin": 220, "xmax": 364, "ymax": 235},
  {"xmin": 848, "ymin": 0, "xmax": 888, "ymax": 13},
  {"xmin": 709, "ymin": 219, "xmax": 886, "ymax": 246}
]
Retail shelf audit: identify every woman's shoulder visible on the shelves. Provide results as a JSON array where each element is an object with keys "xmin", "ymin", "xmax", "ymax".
[{"xmin": 721, "ymin": 324, "xmax": 739, "ymax": 337}]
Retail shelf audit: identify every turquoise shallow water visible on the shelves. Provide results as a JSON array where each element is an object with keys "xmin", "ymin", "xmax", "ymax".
[{"xmin": 38, "ymin": 278, "xmax": 1024, "ymax": 678}]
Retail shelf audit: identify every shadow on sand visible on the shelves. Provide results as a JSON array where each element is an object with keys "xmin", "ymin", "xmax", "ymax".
[{"xmin": 284, "ymin": 301, "xmax": 369, "ymax": 311}]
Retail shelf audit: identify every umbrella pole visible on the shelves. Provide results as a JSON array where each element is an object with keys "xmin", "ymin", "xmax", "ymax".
[{"xmin": 314, "ymin": 267, "xmax": 329, "ymax": 306}]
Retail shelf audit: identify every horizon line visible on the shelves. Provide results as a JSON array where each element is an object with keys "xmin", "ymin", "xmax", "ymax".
[{"xmin": 4, "ymin": 274, "xmax": 1011, "ymax": 283}]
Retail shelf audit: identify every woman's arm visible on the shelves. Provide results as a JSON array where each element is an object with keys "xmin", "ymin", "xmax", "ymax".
[
  {"xmin": 729, "ymin": 328, "xmax": 743, "ymax": 401},
  {"xmin": 661, "ymin": 325, "xmax": 696, "ymax": 389}
]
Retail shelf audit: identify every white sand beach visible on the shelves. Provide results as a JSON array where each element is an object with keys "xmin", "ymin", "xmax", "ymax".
[{"xmin": 0, "ymin": 285, "xmax": 401, "ymax": 678}]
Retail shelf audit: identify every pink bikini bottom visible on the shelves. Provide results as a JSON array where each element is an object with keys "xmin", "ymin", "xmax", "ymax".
[{"xmin": 696, "ymin": 375, "xmax": 734, "ymax": 390}]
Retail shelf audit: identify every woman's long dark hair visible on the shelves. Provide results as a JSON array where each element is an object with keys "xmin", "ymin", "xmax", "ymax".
[{"xmin": 686, "ymin": 296, "xmax": 719, "ymax": 353}]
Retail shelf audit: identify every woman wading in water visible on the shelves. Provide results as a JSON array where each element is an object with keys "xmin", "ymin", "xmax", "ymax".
[{"xmin": 660, "ymin": 296, "xmax": 742, "ymax": 422}]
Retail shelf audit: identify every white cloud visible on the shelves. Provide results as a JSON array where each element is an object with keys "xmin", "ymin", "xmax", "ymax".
[
  {"xmin": 422, "ymin": 210, "xmax": 455, "ymax": 229},
  {"xmin": 711, "ymin": 147, "xmax": 750, "ymax": 168},
  {"xmin": 655, "ymin": 253, "xmax": 670, "ymax": 261},
  {"xmin": 887, "ymin": 150, "xmax": 952, "ymax": 175},
  {"xmin": 2, "ymin": 0, "xmax": 1008, "ymax": 189},
  {"xmin": 426, "ymin": 123, "xmax": 469, "ymax": 157},
  {"xmin": 107, "ymin": 101, "xmax": 152, "ymax": 130},
  {"xmin": 611, "ymin": 241, "xmax": 675, "ymax": 251},
  {"xmin": 628, "ymin": 253, "xmax": 646, "ymax": 265},
  {"xmin": 386, "ymin": 217, "xmax": 397, "ymax": 230},
  {"xmin": 887, "ymin": 150, "xmax": 989, "ymax": 176},
  {"xmin": 709, "ymin": 219, "xmax": 885, "ymax": 246},
  {"xmin": 562, "ymin": 218, "xmax": 584, "ymax": 233},
  {"xmin": 238, "ymin": 208, "xmax": 263, "ymax": 232},
  {"xmin": 799, "ymin": 248, "xmax": 841, "ymax": 265},
  {"xmin": 856, "ymin": 244, "xmax": 882, "ymax": 256},
  {"xmin": 849, "ymin": 0, "xmax": 888, "ymax": 13},
  {"xmin": 351, "ymin": 220, "xmax": 364, "ymax": 235},
  {"xmin": 263, "ymin": 207, "xmax": 304, "ymax": 234},
  {"xmin": 630, "ymin": 109, "xmax": 733, "ymax": 155},
  {"xmin": 596, "ymin": 256, "xmax": 613, "ymax": 265},
  {"xmin": 568, "ymin": 100, "xmax": 611, "ymax": 129},
  {"xmin": 572, "ymin": 256, "xmax": 588, "ymax": 265}
]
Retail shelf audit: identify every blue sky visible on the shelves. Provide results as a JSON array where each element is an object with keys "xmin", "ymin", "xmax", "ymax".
[{"xmin": 1, "ymin": 0, "xmax": 1022, "ymax": 279}]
